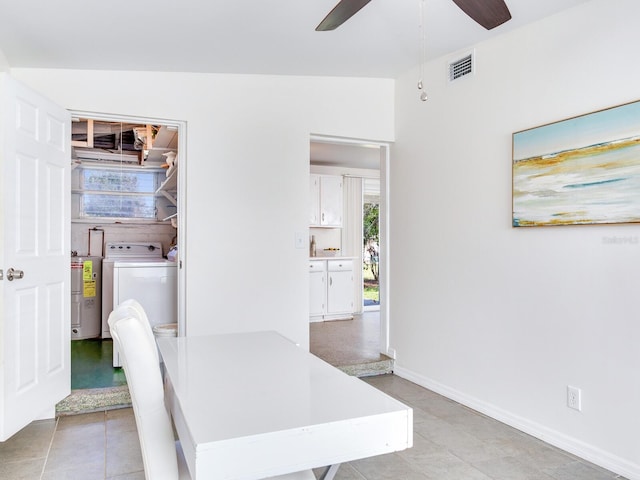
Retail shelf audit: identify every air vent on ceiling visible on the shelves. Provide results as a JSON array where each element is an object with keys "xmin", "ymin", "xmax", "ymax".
[{"xmin": 449, "ymin": 53, "xmax": 474, "ymax": 82}]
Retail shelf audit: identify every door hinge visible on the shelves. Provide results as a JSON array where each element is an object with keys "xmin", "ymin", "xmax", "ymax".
[{"xmin": 0, "ymin": 269, "xmax": 3, "ymax": 280}]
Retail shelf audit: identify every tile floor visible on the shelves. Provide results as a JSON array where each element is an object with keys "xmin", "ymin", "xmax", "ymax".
[
  {"xmin": 0, "ymin": 407, "xmax": 142, "ymax": 480},
  {"xmin": 310, "ymin": 311, "xmax": 385, "ymax": 367},
  {"xmin": 0, "ymin": 374, "xmax": 627, "ymax": 480},
  {"xmin": 310, "ymin": 311, "xmax": 393, "ymax": 377},
  {"xmin": 310, "ymin": 310, "xmax": 396, "ymax": 378}
]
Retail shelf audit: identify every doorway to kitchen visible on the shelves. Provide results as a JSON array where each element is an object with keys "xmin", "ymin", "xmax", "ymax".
[{"xmin": 308, "ymin": 135, "xmax": 391, "ymax": 376}]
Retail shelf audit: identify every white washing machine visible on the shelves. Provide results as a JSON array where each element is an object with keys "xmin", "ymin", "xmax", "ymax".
[{"xmin": 101, "ymin": 242, "xmax": 177, "ymax": 366}]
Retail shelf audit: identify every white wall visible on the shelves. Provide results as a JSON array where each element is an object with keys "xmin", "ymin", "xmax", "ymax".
[
  {"xmin": 70, "ymin": 223, "xmax": 176, "ymax": 257},
  {"xmin": 11, "ymin": 69, "xmax": 394, "ymax": 349},
  {"xmin": 391, "ymin": 0, "xmax": 640, "ymax": 477},
  {"xmin": 0, "ymin": 47, "xmax": 8, "ymax": 72}
]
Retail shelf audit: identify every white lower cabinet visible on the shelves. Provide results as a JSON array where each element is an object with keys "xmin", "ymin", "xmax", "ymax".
[
  {"xmin": 310, "ymin": 259, "xmax": 354, "ymax": 321},
  {"xmin": 309, "ymin": 261, "xmax": 326, "ymax": 317}
]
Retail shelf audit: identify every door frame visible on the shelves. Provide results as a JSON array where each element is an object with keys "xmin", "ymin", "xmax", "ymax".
[
  {"xmin": 309, "ymin": 134, "xmax": 392, "ymax": 358},
  {"xmin": 69, "ymin": 110, "xmax": 187, "ymax": 335}
]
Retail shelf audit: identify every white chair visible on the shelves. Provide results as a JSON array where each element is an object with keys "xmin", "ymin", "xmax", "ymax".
[
  {"xmin": 117, "ymin": 298, "xmax": 158, "ymax": 360},
  {"xmin": 109, "ymin": 305, "xmax": 316, "ymax": 480},
  {"xmin": 109, "ymin": 313, "xmax": 188, "ymax": 479}
]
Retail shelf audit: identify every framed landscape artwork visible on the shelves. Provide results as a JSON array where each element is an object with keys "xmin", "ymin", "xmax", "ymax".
[{"xmin": 512, "ymin": 100, "xmax": 640, "ymax": 227}]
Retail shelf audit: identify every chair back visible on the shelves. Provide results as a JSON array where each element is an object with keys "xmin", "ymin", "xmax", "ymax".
[
  {"xmin": 109, "ymin": 312, "xmax": 180, "ymax": 480},
  {"xmin": 117, "ymin": 298, "xmax": 159, "ymax": 362}
]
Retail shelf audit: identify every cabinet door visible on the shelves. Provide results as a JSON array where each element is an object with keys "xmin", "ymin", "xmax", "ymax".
[
  {"xmin": 327, "ymin": 270, "xmax": 354, "ymax": 314},
  {"xmin": 309, "ymin": 269, "xmax": 326, "ymax": 318},
  {"xmin": 320, "ymin": 175, "xmax": 342, "ymax": 227},
  {"xmin": 309, "ymin": 174, "xmax": 320, "ymax": 226}
]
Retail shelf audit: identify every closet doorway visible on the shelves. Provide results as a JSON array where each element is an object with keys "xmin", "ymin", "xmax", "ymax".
[{"xmin": 60, "ymin": 112, "xmax": 186, "ymax": 414}]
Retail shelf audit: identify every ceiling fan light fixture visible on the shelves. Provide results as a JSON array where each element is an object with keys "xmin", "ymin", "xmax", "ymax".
[
  {"xmin": 316, "ymin": 0, "xmax": 372, "ymax": 31},
  {"xmin": 417, "ymin": 0, "xmax": 428, "ymax": 102},
  {"xmin": 450, "ymin": 0, "xmax": 512, "ymax": 30}
]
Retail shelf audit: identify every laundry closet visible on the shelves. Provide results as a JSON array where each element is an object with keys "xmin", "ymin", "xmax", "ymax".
[{"xmin": 69, "ymin": 115, "xmax": 181, "ymax": 371}]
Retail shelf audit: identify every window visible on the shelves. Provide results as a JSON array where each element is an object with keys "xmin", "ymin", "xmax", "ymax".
[
  {"xmin": 70, "ymin": 118, "xmax": 179, "ymax": 223},
  {"xmin": 73, "ymin": 166, "xmax": 163, "ymax": 221}
]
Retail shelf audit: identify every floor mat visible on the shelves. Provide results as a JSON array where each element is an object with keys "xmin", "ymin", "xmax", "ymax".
[{"xmin": 56, "ymin": 386, "xmax": 131, "ymax": 416}]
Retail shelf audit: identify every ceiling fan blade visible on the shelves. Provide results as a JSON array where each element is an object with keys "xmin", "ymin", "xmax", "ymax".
[
  {"xmin": 451, "ymin": 0, "xmax": 511, "ymax": 30},
  {"xmin": 316, "ymin": 0, "xmax": 372, "ymax": 31}
]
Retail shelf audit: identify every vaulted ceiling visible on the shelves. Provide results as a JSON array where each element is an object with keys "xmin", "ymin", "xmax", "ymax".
[{"xmin": 0, "ymin": 0, "xmax": 591, "ymax": 78}]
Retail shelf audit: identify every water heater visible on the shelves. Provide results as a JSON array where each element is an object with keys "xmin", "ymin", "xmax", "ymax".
[{"xmin": 71, "ymin": 256, "xmax": 102, "ymax": 340}]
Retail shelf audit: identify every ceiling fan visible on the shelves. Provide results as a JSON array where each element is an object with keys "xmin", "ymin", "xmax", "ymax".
[{"xmin": 316, "ymin": 0, "xmax": 512, "ymax": 31}]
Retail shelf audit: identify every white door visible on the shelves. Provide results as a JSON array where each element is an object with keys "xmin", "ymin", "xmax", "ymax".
[
  {"xmin": 309, "ymin": 270, "xmax": 325, "ymax": 318},
  {"xmin": 0, "ymin": 74, "xmax": 71, "ymax": 441}
]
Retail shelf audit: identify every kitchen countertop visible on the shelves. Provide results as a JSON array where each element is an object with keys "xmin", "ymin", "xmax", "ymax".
[{"xmin": 309, "ymin": 256, "xmax": 356, "ymax": 260}]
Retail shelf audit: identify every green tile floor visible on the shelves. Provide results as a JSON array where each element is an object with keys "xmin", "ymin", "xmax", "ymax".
[{"xmin": 71, "ymin": 339, "xmax": 127, "ymax": 390}]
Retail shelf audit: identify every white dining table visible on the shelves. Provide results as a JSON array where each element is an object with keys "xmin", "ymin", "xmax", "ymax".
[{"xmin": 156, "ymin": 331, "xmax": 413, "ymax": 480}]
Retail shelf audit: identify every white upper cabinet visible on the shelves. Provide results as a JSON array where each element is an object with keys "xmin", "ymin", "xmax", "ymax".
[
  {"xmin": 310, "ymin": 174, "xmax": 343, "ymax": 227},
  {"xmin": 309, "ymin": 175, "xmax": 320, "ymax": 225}
]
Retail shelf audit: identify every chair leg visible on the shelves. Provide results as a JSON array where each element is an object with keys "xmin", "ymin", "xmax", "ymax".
[{"xmin": 318, "ymin": 464, "xmax": 341, "ymax": 480}]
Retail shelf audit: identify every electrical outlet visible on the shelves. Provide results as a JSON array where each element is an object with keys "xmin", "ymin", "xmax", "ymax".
[{"xmin": 567, "ymin": 385, "xmax": 582, "ymax": 411}]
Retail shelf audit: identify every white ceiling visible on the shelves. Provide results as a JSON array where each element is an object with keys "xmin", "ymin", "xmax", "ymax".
[
  {"xmin": 0, "ymin": 0, "xmax": 591, "ymax": 170},
  {"xmin": 0, "ymin": 0, "xmax": 590, "ymax": 79}
]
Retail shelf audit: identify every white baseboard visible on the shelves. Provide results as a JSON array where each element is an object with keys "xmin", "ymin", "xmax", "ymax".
[{"xmin": 393, "ymin": 365, "xmax": 640, "ymax": 480}]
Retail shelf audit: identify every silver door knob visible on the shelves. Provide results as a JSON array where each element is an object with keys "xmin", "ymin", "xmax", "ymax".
[{"xmin": 7, "ymin": 268, "xmax": 24, "ymax": 281}]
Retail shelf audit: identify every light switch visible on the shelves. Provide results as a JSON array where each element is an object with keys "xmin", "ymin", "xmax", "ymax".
[{"xmin": 295, "ymin": 232, "xmax": 306, "ymax": 249}]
